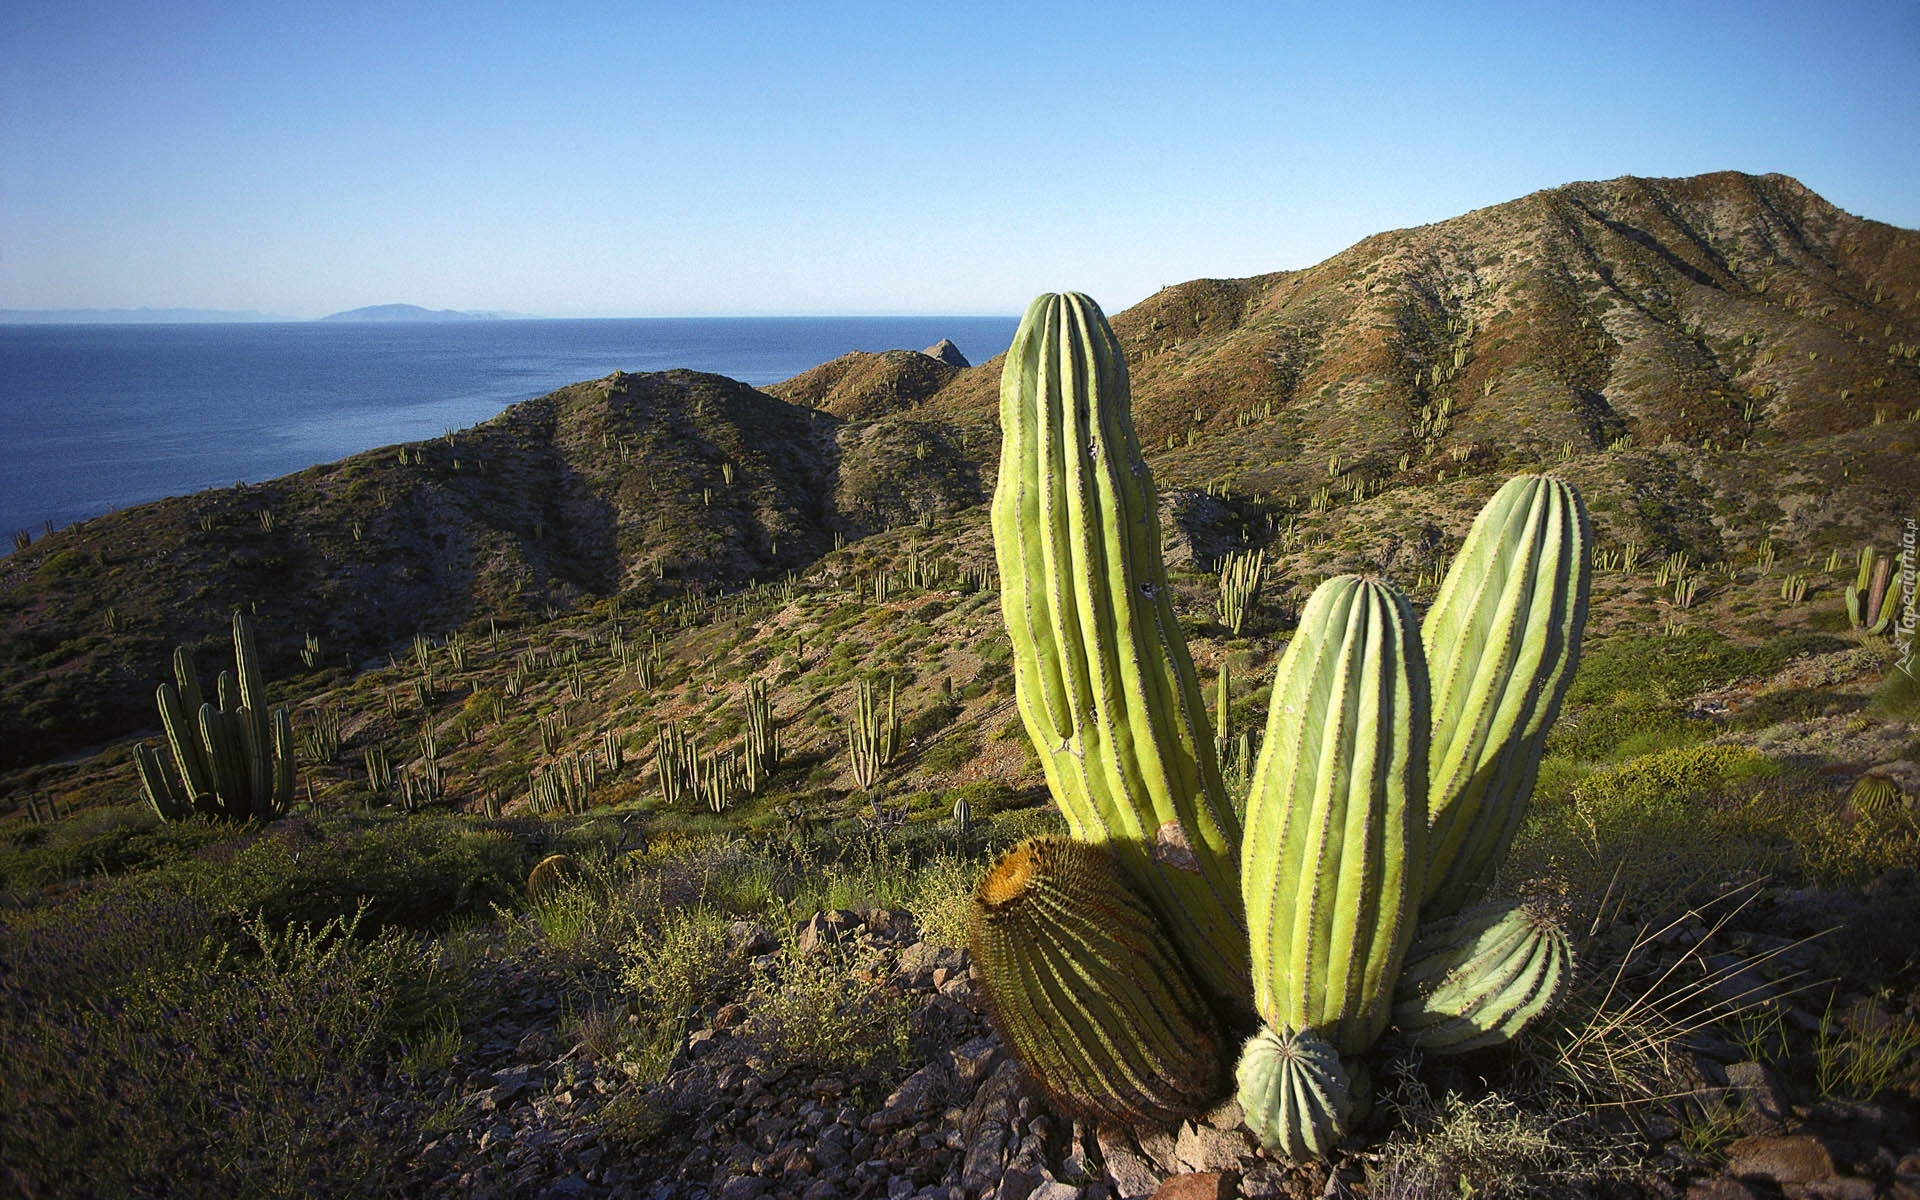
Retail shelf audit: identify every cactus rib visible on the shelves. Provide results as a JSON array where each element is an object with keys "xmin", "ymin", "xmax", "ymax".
[{"xmin": 969, "ymin": 837, "xmax": 1226, "ymax": 1124}]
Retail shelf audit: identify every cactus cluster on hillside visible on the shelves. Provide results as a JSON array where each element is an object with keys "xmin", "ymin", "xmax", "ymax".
[
  {"xmin": 972, "ymin": 293, "xmax": 1593, "ymax": 1160},
  {"xmin": 133, "ymin": 612, "xmax": 295, "ymax": 823}
]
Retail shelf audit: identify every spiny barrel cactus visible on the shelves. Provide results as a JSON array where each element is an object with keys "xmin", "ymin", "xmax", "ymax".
[
  {"xmin": 527, "ymin": 852, "xmax": 581, "ymax": 903},
  {"xmin": 135, "ymin": 612, "xmax": 294, "ymax": 823},
  {"xmin": 1242, "ymin": 575, "xmax": 1427, "ymax": 1056},
  {"xmin": 991, "ymin": 291, "xmax": 1248, "ymax": 1007},
  {"xmin": 969, "ymin": 836, "xmax": 1226, "ymax": 1125},
  {"xmin": 1235, "ymin": 1025, "xmax": 1350, "ymax": 1160},
  {"xmin": 1421, "ymin": 474, "xmax": 1590, "ymax": 920},
  {"xmin": 1392, "ymin": 898, "xmax": 1574, "ymax": 1053}
]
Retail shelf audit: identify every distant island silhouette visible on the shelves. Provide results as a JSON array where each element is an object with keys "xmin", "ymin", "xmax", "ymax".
[{"xmin": 320, "ymin": 303, "xmax": 507, "ymax": 322}]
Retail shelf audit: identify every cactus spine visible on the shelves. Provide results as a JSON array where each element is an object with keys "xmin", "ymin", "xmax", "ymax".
[
  {"xmin": 135, "ymin": 612, "xmax": 294, "ymax": 822},
  {"xmin": 991, "ymin": 292, "xmax": 1248, "ymax": 1007},
  {"xmin": 969, "ymin": 837, "xmax": 1226, "ymax": 1124},
  {"xmin": 1242, "ymin": 575, "xmax": 1427, "ymax": 1055},
  {"xmin": 1420, "ymin": 474, "xmax": 1591, "ymax": 919}
]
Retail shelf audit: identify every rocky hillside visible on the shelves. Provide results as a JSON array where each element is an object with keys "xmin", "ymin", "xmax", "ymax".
[{"xmin": 1, "ymin": 170, "xmax": 1915, "ymax": 770}]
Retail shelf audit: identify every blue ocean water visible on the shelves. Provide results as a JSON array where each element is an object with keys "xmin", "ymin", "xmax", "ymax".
[{"xmin": 0, "ymin": 316, "xmax": 1018, "ymax": 543}]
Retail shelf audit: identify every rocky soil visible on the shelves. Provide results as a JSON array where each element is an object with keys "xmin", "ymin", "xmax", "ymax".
[{"xmin": 383, "ymin": 879, "xmax": 1920, "ymax": 1200}]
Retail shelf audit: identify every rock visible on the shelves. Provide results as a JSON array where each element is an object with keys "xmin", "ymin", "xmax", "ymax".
[
  {"xmin": 950, "ymin": 1035, "xmax": 1004, "ymax": 1087},
  {"xmin": 993, "ymin": 1170, "xmax": 1041, "ymax": 1200},
  {"xmin": 868, "ymin": 1062, "xmax": 950, "ymax": 1133},
  {"xmin": 1095, "ymin": 1125, "xmax": 1165, "ymax": 1200},
  {"xmin": 730, "ymin": 920, "xmax": 779, "ymax": 957},
  {"xmin": 719, "ymin": 1175, "xmax": 768, "ymax": 1200},
  {"xmin": 1685, "ymin": 1181, "xmax": 1763, "ymax": 1200},
  {"xmin": 542, "ymin": 1177, "xmax": 590, "ymax": 1199},
  {"xmin": 1723, "ymin": 1061, "xmax": 1791, "ymax": 1133},
  {"xmin": 1032, "ymin": 1183, "xmax": 1085, "ymax": 1200},
  {"xmin": 802, "ymin": 1181, "xmax": 842, "ymax": 1200},
  {"xmin": 1133, "ymin": 1127, "xmax": 1182, "ymax": 1175},
  {"xmin": 516, "ymin": 1028, "xmax": 553, "ymax": 1062},
  {"xmin": 1150, "ymin": 1173, "xmax": 1236, "ymax": 1200},
  {"xmin": 799, "ymin": 911, "xmax": 861, "ymax": 955},
  {"xmin": 1794, "ymin": 1177, "xmax": 1880, "ymax": 1200},
  {"xmin": 923, "ymin": 339, "xmax": 971, "ymax": 368},
  {"xmin": 1175, "ymin": 1120, "xmax": 1251, "ymax": 1173},
  {"xmin": 1727, "ymin": 1134, "xmax": 1838, "ymax": 1184}
]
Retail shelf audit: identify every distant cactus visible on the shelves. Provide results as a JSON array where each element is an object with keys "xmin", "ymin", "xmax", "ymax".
[
  {"xmin": 134, "ymin": 612, "xmax": 295, "ymax": 823},
  {"xmin": 847, "ymin": 677, "xmax": 899, "ymax": 791},
  {"xmin": 1217, "ymin": 548, "xmax": 1265, "ymax": 636},
  {"xmin": 1846, "ymin": 551, "xmax": 1895, "ymax": 634}
]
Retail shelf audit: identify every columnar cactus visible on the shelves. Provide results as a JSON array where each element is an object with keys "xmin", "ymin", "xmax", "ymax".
[
  {"xmin": 847, "ymin": 677, "xmax": 899, "ymax": 791},
  {"xmin": 1242, "ymin": 576, "xmax": 1428, "ymax": 1057},
  {"xmin": 134, "ymin": 612, "xmax": 294, "ymax": 823},
  {"xmin": 743, "ymin": 677, "xmax": 779, "ymax": 790},
  {"xmin": 1218, "ymin": 549, "xmax": 1265, "ymax": 636},
  {"xmin": 1846, "ymin": 553, "xmax": 1895, "ymax": 635},
  {"xmin": 1420, "ymin": 474, "xmax": 1591, "ymax": 919},
  {"xmin": 991, "ymin": 292, "xmax": 1248, "ymax": 1007},
  {"xmin": 970, "ymin": 836, "xmax": 1227, "ymax": 1124}
]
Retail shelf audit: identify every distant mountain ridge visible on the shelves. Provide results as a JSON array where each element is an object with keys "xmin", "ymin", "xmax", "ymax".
[
  {"xmin": 1, "ymin": 169, "xmax": 1914, "ymax": 770},
  {"xmin": 320, "ymin": 304, "xmax": 508, "ymax": 322}
]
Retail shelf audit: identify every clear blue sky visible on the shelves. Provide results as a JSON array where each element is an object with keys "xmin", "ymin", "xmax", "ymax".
[{"xmin": 3, "ymin": 0, "xmax": 1915, "ymax": 318}]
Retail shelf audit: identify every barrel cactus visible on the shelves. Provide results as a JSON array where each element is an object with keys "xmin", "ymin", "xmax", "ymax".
[
  {"xmin": 527, "ymin": 852, "xmax": 581, "ymax": 903},
  {"xmin": 1235, "ymin": 1025, "xmax": 1351, "ymax": 1160},
  {"xmin": 969, "ymin": 836, "xmax": 1226, "ymax": 1124}
]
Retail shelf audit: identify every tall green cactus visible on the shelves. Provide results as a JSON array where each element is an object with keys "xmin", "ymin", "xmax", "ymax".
[
  {"xmin": 135, "ymin": 612, "xmax": 294, "ymax": 823},
  {"xmin": 1846, "ymin": 553, "xmax": 1895, "ymax": 635},
  {"xmin": 1242, "ymin": 575, "xmax": 1427, "ymax": 1055},
  {"xmin": 1420, "ymin": 474, "xmax": 1590, "ymax": 919},
  {"xmin": 991, "ymin": 292, "xmax": 1248, "ymax": 1007}
]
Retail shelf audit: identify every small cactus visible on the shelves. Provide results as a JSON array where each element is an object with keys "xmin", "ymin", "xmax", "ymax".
[
  {"xmin": 1392, "ymin": 899, "xmax": 1574, "ymax": 1053},
  {"xmin": 527, "ymin": 853, "xmax": 581, "ymax": 903},
  {"xmin": 1235, "ymin": 1026, "xmax": 1350, "ymax": 1160}
]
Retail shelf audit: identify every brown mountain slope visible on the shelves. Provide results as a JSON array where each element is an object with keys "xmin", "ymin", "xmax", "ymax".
[
  {"xmin": 918, "ymin": 171, "xmax": 1919, "ymax": 498},
  {"xmin": 762, "ymin": 349, "xmax": 961, "ymax": 420}
]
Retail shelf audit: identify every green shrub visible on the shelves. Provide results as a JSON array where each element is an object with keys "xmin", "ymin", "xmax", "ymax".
[
  {"xmin": 1868, "ymin": 665, "xmax": 1920, "ymax": 718},
  {"xmin": 740, "ymin": 942, "xmax": 913, "ymax": 1076}
]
